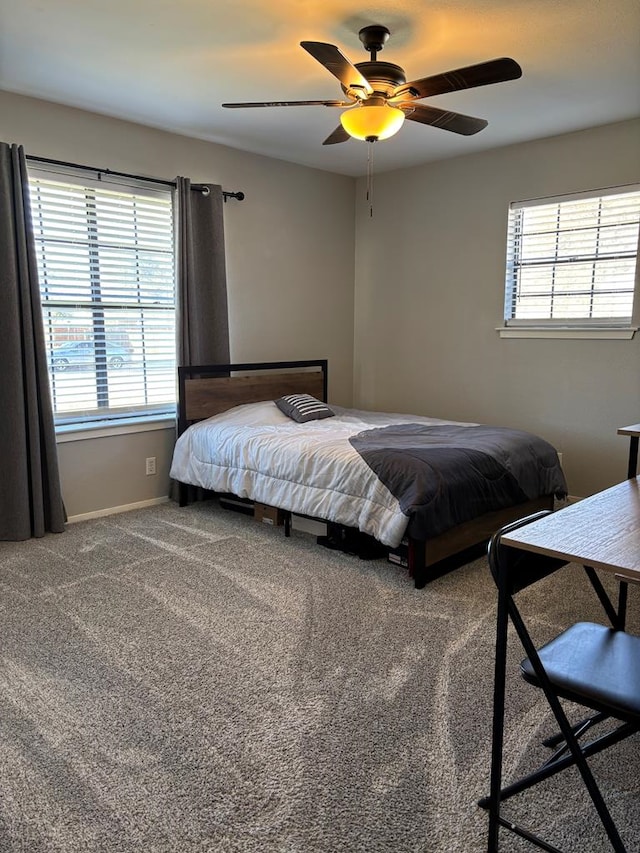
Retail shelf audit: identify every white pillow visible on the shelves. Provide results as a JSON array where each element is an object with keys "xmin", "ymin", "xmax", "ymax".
[{"xmin": 205, "ymin": 400, "xmax": 291, "ymax": 427}]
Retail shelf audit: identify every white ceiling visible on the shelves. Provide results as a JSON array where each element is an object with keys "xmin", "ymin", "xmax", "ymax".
[{"xmin": 1, "ymin": 0, "xmax": 639, "ymax": 177}]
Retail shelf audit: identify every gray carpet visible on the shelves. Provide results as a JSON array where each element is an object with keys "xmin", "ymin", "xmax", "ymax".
[{"xmin": 0, "ymin": 500, "xmax": 638, "ymax": 852}]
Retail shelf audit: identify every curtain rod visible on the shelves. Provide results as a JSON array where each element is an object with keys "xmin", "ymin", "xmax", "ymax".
[{"xmin": 25, "ymin": 154, "xmax": 245, "ymax": 202}]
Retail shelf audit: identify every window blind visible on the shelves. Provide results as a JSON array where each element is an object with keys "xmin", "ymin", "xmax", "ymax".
[
  {"xmin": 28, "ymin": 172, "xmax": 176, "ymax": 426},
  {"xmin": 504, "ymin": 185, "xmax": 640, "ymax": 325}
]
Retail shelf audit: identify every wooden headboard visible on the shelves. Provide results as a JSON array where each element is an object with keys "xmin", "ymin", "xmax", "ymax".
[{"xmin": 177, "ymin": 359, "xmax": 328, "ymax": 435}]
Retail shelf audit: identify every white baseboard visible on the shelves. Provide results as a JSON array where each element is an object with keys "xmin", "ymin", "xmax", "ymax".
[
  {"xmin": 68, "ymin": 495, "xmax": 583, "ymax": 527},
  {"xmin": 67, "ymin": 496, "xmax": 169, "ymax": 523}
]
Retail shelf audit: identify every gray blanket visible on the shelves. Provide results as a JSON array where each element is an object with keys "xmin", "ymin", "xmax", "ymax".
[{"xmin": 349, "ymin": 424, "xmax": 568, "ymax": 540}]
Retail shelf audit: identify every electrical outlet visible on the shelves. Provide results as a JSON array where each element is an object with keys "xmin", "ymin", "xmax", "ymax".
[{"xmin": 145, "ymin": 456, "xmax": 157, "ymax": 476}]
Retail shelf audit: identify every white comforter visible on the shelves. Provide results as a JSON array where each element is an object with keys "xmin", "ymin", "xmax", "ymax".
[{"xmin": 170, "ymin": 401, "xmax": 474, "ymax": 547}]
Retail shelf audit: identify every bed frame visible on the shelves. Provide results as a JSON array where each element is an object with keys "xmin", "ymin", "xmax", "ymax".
[{"xmin": 175, "ymin": 360, "xmax": 552, "ymax": 588}]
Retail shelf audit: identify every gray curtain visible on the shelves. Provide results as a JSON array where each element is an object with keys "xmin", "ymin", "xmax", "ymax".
[
  {"xmin": 175, "ymin": 179, "xmax": 230, "ymax": 366},
  {"xmin": 0, "ymin": 143, "xmax": 66, "ymax": 539}
]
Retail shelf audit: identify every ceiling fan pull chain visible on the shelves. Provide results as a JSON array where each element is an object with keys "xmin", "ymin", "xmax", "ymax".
[{"xmin": 367, "ymin": 141, "xmax": 374, "ymax": 218}]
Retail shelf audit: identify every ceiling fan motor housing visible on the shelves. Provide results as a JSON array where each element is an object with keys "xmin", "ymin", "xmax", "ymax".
[{"xmin": 343, "ymin": 62, "xmax": 406, "ymax": 99}]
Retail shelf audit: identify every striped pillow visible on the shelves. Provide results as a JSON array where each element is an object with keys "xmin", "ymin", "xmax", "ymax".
[{"xmin": 275, "ymin": 394, "xmax": 335, "ymax": 423}]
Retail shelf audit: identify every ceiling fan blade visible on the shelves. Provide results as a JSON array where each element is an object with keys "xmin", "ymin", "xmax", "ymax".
[
  {"xmin": 401, "ymin": 103, "xmax": 488, "ymax": 135},
  {"xmin": 392, "ymin": 57, "xmax": 522, "ymax": 101},
  {"xmin": 301, "ymin": 41, "xmax": 373, "ymax": 97},
  {"xmin": 222, "ymin": 99, "xmax": 352, "ymax": 108},
  {"xmin": 322, "ymin": 125, "xmax": 351, "ymax": 146}
]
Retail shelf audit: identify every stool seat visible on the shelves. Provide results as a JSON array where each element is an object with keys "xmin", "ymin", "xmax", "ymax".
[{"xmin": 521, "ymin": 621, "xmax": 640, "ymax": 722}]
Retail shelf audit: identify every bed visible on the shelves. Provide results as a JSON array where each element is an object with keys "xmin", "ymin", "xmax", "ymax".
[{"xmin": 170, "ymin": 360, "xmax": 567, "ymax": 588}]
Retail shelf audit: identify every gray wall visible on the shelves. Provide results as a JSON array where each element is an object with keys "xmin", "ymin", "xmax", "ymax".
[
  {"xmin": 354, "ymin": 119, "xmax": 640, "ymax": 497},
  {"xmin": 1, "ymin": 90, "xmax": 356, "ymax": 517},
  {"xmin": 2, "ymin": 90, "xmax": 638, "ymax": 512}
]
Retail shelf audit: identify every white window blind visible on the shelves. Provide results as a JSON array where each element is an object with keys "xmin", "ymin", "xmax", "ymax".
[
  {"xmin": 28, "ymin": 170, "xmax": 176, "ymax": 427},
  {"xmin": 504, "ymin": 185, "xmax": 640, "ymax": 327}
]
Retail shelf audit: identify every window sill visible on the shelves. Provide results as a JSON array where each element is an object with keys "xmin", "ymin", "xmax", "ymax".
[
  {"xmin": 496, "ymin": 327, "xmax": 638, "ymax": 340},
  {"xmin": 55, "ymin": 413, "xmax": 176, "ymax": 443}
]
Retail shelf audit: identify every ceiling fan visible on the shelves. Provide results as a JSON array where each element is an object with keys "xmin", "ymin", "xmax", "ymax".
[{"xmin": 222, "ymin": 25, "xmax": 522, "ymax": 145}]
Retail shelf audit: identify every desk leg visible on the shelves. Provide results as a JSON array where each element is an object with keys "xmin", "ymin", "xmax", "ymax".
[
  {"xmin": 627, "ymin": 436, "xmax": 638, "ymax": 479},
  {"xmin": 584, "ymin": 566, "xmax": 627, "ymax": 631},
  {"xmin": 618, "ymin": 581, "xmax": 628, "ymax": 629}
]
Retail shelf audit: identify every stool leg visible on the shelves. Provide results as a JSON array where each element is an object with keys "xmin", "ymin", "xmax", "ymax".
[
  {"xmin": 486, "ymin": 576, "xmax": 510, "ymax": 851},
  {"xmin": 510, "ymin": 603, "xmax": 628, "ymax": 853}
]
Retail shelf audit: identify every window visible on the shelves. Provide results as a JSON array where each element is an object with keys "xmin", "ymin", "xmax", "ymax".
[
  {"xmin": 503, "ymin": 185, "xmax": 640, "ymax": 336},
  {"xmin": 28, "ymin": 168, "xmax": 176, "ymax": 428}
]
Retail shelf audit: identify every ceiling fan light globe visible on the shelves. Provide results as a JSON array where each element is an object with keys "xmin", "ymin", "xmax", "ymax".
[{"xmin": 340, "ymin": 104, "xmax": 405, "ymax": 141}]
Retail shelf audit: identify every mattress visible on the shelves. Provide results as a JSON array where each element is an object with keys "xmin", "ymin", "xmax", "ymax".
[{"xmin": 170, "ymin": 401, "xmax": 567, "ymax": 548}]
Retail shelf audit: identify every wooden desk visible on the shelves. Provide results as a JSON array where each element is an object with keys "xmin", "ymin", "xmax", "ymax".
[
  {"xmin": 618, "ymin": 424, "xmax": 640, "ymax": 479},
  {"xmin": 502, "ymin": 476, "xmax": 640, "ymax": 582}
]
